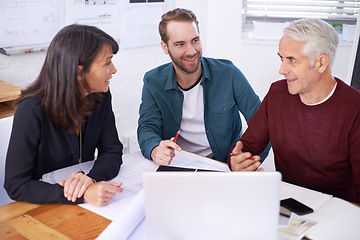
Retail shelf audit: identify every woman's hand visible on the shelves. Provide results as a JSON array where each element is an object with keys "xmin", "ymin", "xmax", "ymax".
[
  {"xmin": 59, "ymin": 171, "xmax": 95, "ymax": 202},
  {"xmin": 83, "ymin": 181, "xmax": 123, "ymax": 206}
]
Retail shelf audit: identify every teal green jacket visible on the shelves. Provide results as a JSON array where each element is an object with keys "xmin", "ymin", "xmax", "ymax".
[{"xmin": 137, "ymin": 57, "xmax": 268, "ymax": 163}]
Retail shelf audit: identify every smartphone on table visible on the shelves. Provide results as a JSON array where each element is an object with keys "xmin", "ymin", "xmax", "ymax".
[{"xmin": 280, "ymin": 198, "xmax": 314, "ymax": 216}]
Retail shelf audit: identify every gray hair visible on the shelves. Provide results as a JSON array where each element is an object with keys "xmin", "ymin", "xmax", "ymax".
[{"xmin": 283, "ymin": 18, "xmax": 339, "ymax": 69}]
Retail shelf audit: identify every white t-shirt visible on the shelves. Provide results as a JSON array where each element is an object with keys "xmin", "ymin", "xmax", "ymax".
[
  {"xmin": 176, "ymin": 79, "xmax": 213, "ymax": 158},
  {"xmin": 305, "ymin": 82, "xmax": 337, "ymax": 106}
]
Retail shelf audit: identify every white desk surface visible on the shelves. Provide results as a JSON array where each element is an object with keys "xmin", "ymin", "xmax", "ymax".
[{"xmin": 42, "ymin": 150, "xmax": 360, "ymax": 240}]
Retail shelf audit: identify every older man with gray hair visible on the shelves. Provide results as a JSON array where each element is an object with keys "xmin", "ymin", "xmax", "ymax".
[{"xmin": 229, "ymin": 18, "xmax": 360, "ymax": 204}]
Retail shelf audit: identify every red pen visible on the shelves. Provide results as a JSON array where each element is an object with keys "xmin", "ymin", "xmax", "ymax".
[
  {"xmin": 173, "ymin": 130, "xmax": 180, "ymax": 143},
  {"xmin": 168, "ymin": 130, "xmax": 180, "ymax": 150},
  {"xmin": 230, "ymin": 152, "xmax": 256, "ymax": 160}
]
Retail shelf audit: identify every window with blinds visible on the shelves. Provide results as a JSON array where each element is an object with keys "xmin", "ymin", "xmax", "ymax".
[{"xmin": 243, "ymin": 0, "xmax": 359, "ymax": 27}]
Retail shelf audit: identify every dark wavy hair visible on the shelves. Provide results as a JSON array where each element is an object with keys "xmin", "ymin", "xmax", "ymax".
[
  {"xmin": 159, "ymin": 8, "xmax": 199, "ymax": 44},
  {"xmin": 16, "ymin": 24, "xmax": 119, "ymax": 132}
]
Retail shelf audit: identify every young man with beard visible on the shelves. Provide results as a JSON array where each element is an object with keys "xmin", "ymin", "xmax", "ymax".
[{"xmin": 137, "ymin": 8, "xmax": 269, "ymax": 165}]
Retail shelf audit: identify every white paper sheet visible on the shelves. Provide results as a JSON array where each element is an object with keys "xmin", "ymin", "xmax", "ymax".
[
  {"xmin": 41, "ymin": 160, "xmax": 95, "ymax": 184},
  {"xmin": 80, "ymin": 151, "xmax": 158, "ymax": 220},
  {"xmin": 41, "ymin": 151, "xmax": 157, "ymax": 220},
  {"xmin": 280, "ymin": 182, "xmax": 333, "ymax": 211},
  {"xmin": 306, "ymin": 197, "xmax": 360, "ymax": 240},
  {"xmin": 169, "ymin": 150, "xmax": 231, "ymax": 172},
  {"xmin": 278, "ymin": 211, "xmax": 332, "ymax": 240}
]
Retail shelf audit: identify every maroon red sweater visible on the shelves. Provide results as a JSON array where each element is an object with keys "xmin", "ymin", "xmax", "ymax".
[{"xmin": 238, "ymin": 79, "xmax": 360, "ymax": 203}]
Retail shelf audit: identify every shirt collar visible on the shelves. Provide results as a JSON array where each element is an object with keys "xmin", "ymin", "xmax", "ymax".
[{"xmin": 165, "ymin": 57, "xmax": 210, "ymax": 91}]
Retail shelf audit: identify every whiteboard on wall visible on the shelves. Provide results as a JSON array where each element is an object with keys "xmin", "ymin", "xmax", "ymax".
[
  {"xmin": 0, "ymin": 0, "xmax": 64, "ymax": 54},
  {"xmin": 64, "ymin": 0, "xmax": 121, "ymax": 43},
  {"xmin": 118, "ymin": 0, "xmax": 171, "ymax": 49},
  {"xmin": 0, "ymin": 0, "xmax": 172, "ymax": 55}
]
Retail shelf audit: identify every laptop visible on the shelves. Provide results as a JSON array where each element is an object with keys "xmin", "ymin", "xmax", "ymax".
[{"xmin": 143, "ymin": 171, "xmax": 282, "ymax": 240}]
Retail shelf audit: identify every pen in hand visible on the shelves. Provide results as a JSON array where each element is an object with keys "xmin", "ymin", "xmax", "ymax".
[
  {"xmin": 230, "ymin": 152, "xmax": 256, "ymax": 160},
  {"xmin": 173, "ymin": 130, "xmax": 180, "ymax": 143},
  {"xmin": 168, "ymin": 130, "xmax": 180, "ymax": 150},
  {"xmin": 230, "ymin": 152, "xmax": 262, "ymax": 172}
]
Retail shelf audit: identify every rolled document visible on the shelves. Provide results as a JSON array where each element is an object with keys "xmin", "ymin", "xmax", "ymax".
[{"xmin": 96, "ymin": 190, "xmax": 146, "ymax": 240}]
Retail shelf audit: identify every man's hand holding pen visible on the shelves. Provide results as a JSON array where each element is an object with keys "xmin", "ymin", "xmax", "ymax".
[
  {"xmin": 229, "ymin": 141, "xmax": 263, "ymax": 172},
  {"xmin": 151, "ymin": 130, "xmax": 182, "ymax": 166}
]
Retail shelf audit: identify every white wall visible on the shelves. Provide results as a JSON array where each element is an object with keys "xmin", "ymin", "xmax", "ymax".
[{"xmin": 0, "ymin": 0, "xmax": 354, "ymax": 154}]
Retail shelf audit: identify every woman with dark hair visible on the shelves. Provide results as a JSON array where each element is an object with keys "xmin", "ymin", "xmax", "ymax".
[{"xmin": 5, "ymin": 24, "xmax": 124, "ymax": 207}]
